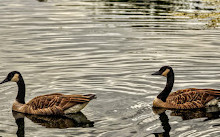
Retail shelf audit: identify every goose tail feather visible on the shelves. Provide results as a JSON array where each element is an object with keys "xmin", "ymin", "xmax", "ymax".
[
  {"xmin": 84, "ymin": 94, "xmax": 97, "ymax": 100},
  {"xmin": 207, "ymin": 90, "xmax": 220, "ymax": 96}
]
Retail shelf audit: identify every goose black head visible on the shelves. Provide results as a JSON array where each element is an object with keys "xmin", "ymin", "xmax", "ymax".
[
  {"xmin": 152, "ymin": 66, "xmax": 173, "ymax": 77},
  {"xmin": 0, "ymin": 71, "xmax": 22, "ymax": 84}
]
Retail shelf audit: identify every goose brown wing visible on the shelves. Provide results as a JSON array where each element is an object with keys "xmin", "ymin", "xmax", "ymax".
[
  {"xmin": 57, "ymin": 94, "xmax": 96, "ymax": 110},
  {"xmin": 25, "ymin": 93, "xmax": 64, "ymax": 115},
  {"xmin": 167, "ymin": 89, "xmax": 216, "ymax": 109},
  {"xmin": 26, "ymin": 93, "xmax": 64, "ymax": 109},
  {"xmin": 25, "ymin": 93, "xmax": 96, "ymax": 115},
  {"xmin": 205, "ymin": 90, "xmax": 220, "ymax": 96},
  {"xmin": 168, "ymin": 88, "xmax": 214, "ymax": 97}
]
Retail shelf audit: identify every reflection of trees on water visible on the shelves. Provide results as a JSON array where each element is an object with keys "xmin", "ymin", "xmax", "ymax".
[
  {"xmin": 36, "ymin": 0, "xmax": 218, "ymax": 28},
  {"xmin": 101, "ymin": 0, "xmax": 214, "ymax": 14},
  {"xmin": 13, "ymin": 111, "xmax": 94, "ymax": 137},
  {"xmin": 37, "ymin": 0, "xmax": 47, "ymax": 2},
  {"xmin": 175, "ymin": 11, "xmax": 219, "ymax": 28},
  {"xmin": 101, "ymin": 0, "xmax": 184, "ymax": 15},
  {"xmin": 103, "ymin": 0, "xmax": 218, "ymax": 10},
  {"xmin": 96, "ymin": 0, "xmax": 190, "ymax": 29},
  {"xmin": 152, "ymin": 106, "xmax": 220, "ymax": 137},
  {"xmin": 100, "ymin": 0, "xmax": 219, "ymax": 28}
]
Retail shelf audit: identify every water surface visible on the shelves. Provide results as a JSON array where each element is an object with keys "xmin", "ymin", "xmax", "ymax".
[{"xmin": 0, "ymin": 0, "xmax": 219, "ymax": 137}]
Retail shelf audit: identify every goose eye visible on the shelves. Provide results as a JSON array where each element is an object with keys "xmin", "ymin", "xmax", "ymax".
[{"xmin": 9, "ymin": 73, "xmax": 14, "ymax": 79}]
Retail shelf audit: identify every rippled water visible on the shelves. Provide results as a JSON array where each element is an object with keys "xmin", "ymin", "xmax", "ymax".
[{"xmin": 0, "ymin": 0, "xmax": 219, "ymax": 137}]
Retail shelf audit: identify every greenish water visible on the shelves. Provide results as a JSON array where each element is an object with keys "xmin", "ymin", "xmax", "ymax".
[{"xmin": 0, "ymin": 0, "xmax": 219, "ymax": 137}]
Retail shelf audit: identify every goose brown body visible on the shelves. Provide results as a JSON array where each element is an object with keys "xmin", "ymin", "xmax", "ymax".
[
  {"xmin": 13, "ymin": 93, "xmax": 96, "ymax": 115},
  {"xmin": 152, "ymin": 66, "xmax": 220, "ymax": 109},
  {"xmin": 1, "ymin": 71, "xmax": 96, "ymax": 115}
]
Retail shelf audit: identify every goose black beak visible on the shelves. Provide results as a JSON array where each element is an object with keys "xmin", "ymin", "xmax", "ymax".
[
  {"xmin": 152, "ymin": 71, "xmax": 161, "ymax": 75},
  {"xmin": 0, "ymin": 78, "xmax": 9, "ymax": 84}
]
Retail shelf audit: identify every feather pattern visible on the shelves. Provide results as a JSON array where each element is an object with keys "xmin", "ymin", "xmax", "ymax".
[
  {"xmin": 13, "ymin": 93, "xmax": 96, "ymax": 115},
  {"xmin": 166, "ymin": 88, "xmax": 218, "ymax": 109}
]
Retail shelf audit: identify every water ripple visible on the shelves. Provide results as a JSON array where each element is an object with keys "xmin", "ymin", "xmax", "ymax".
[{"xmin": 0, "ymin": 0, "xmax": 219, "ymax": 137}]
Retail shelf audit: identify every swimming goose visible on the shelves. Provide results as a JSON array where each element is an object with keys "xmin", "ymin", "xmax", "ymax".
[
  {"xmin": 0, "ymin": 71, "xmax": 96, "ymax": 115},
  {"xmin": 152, "ymin": 66, "xmax": 220, "ymax": 109}
]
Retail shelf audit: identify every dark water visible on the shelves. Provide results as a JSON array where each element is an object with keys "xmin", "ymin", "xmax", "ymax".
[{"xmin": 0, "ymin": 0, "xmax": 219, "ymax": 137}]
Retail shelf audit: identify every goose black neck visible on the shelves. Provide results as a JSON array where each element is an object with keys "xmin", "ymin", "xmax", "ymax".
[
  {"xmin": 157, "ymin": 71, "xmax": 174, "ymax": 102},
  {"xmin": 16, "ymin": 78, "xmax": 25, "ymax": 104}
]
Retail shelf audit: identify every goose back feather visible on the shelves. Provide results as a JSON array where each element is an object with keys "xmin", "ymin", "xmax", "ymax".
[{"xmin": 166, "ymin": 88, "xmax": 218, "ymax": 109}]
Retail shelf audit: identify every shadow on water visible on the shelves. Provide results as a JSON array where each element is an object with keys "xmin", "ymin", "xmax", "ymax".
[
  {"xmin": 99, "ymin": 0, "xmax": 215, "ymax": 14},
  {"xmin": 13, "ymin": 111, "xmax": 94, "ymax": 137},
  {"xmin": 104, "ymin": 0, "xmax": 185, "ymax": 12},
  {"xmin": 37, "ymin": 0, "xmax": 47, "ymax": 2},
  {"xmin": 55, "ymin": 0, "xmax": 198, "ymax": 17},
  {"xmin": 102, "ymin": 0, "xmax": 219, "ymax": 28},
  {"xmin": 152, "ymin": 106, "xmax": 220, "ymax": 137}
]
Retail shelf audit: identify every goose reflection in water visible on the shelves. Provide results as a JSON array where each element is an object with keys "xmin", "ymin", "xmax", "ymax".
[
  {"xmin": 152, "ymin": 106, "xmax": 220, "ymax": 137},
  {"xmin": 13, "ymin": 111, "xmax": 94, "ymax": 137}
]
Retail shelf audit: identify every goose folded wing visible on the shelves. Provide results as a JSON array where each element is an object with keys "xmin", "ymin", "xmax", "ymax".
[
  {"xmin": 25, "ymin": 93, "xmax": 96, "ymax": 115},
  {"xmin": 58, "ymin": 94, "xmax": 95, "ymax": 110},
  {"xmin": 26, "ymin": 93, "xmax": 64, "ymax": 110},
  {"xmin": 169, "ymin": 88, "xmax": 214, "ymax": 97},
  {"xmin": 26, "ymin": 94, "xmax": 94, "ymax": 109},
  {"xmin": 206, "ymin": 90, "xmax": 220, "ymax": 96},
  {"xmin": 167, "ymin": 90, "xmax": 214, "ymax": 109}
]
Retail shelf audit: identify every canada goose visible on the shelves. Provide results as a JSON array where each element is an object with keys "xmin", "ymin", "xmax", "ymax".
[
  {"xmin": 0, "ymin": 71, "xmax": 96, "ymax": 115},
  {"xmin": 152, "ymin": 66, "xmax": 220, "ymax": 109}
]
